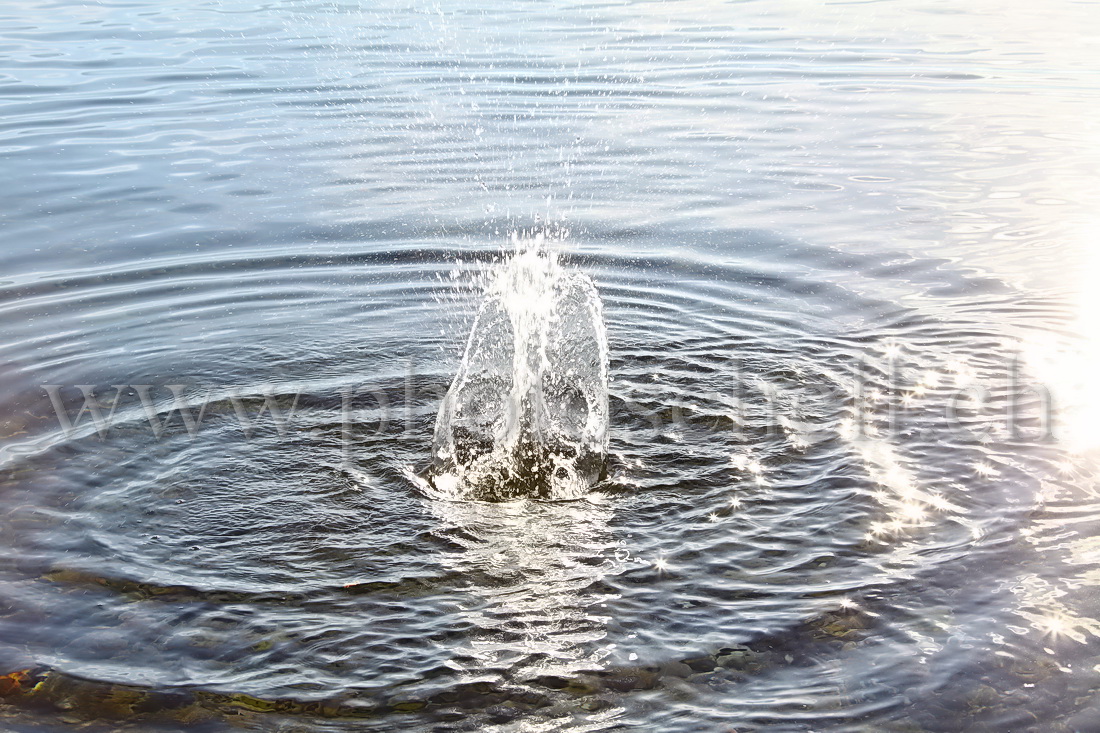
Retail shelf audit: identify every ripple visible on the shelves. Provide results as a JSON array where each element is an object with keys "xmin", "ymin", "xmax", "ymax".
[
  {"xmin": 0, "ymin": 233, "xmax": 1080, "ymax": 730},
  {"xmin": 2, "ymin": 0, "xmax": 1099, "ymax": 728}
]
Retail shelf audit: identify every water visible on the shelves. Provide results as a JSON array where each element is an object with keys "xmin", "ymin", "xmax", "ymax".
[
  {"xmin": 428, "ymin": 232, "xmax": 609, "ymax": 502},
  {"xmin": 1, "ymin": 0, "xmax": 1099, "ymax": 730}
]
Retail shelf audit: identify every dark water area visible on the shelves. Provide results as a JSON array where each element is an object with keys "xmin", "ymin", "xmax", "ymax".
[{"xmin": 2, "ymin": 0, "xmax": 1100, "ymax": 730}]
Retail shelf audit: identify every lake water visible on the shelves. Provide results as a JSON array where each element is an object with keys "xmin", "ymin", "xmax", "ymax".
[{"xmin": 2, "ymin": 0, "xmax": 1100, "ymax": 730}]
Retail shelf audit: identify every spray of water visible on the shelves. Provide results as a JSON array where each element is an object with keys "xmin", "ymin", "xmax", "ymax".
[{"xmin": 427, "ymin": 232, "xmax": 609, "ymax": 501}]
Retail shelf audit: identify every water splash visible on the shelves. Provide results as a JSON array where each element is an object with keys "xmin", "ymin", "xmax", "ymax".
[{"xmin": 428, "ymin": 232, "xmax": 609, "ymax": 501}]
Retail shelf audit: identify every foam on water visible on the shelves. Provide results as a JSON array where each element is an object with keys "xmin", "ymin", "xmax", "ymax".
[{"xmin": 427, "ymin": 233, "xmax": 609, "ymax": 501}]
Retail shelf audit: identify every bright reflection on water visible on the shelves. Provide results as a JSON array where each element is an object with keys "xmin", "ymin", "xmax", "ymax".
[{"xmin": 0, "ymin": 0, "xmax": 1099, "ymax": 730}]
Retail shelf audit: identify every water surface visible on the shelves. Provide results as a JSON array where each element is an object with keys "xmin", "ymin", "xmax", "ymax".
[{"xmin": 2, "ymin": 0, "xmax": 1100, "ymax": 730}]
